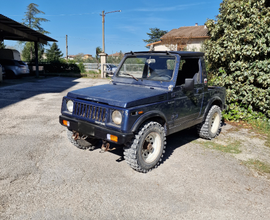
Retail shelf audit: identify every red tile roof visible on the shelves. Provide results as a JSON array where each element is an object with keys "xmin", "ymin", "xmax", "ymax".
[
  {"xmin": 161, "ymin": 25, "xmax": 209, "ymax": 39},
  {"xmin": 108, "ymin": 52, "xmax": 123, "ymax": 57}
]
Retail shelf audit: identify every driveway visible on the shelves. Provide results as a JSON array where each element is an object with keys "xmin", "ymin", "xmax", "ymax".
[{"xmin": 0, "ymin": 77, "xmax": 269, "ymax": 219}]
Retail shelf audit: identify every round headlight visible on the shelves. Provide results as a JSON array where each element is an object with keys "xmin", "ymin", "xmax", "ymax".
[
  {"xmin": 112, "ymin": 110, "xmax": 122, "ymax": 125},
  {"xmin": 66, "ymin": 100, "xmax": 74, "ymax": 113}
]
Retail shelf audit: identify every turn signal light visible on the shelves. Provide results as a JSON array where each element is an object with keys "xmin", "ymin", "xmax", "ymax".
[
  {"xmin": 107, "ymin": 134, "xmax": 118, "ymax": 142},
  {"xmin": 63, "ymin": 120, "xmax": 70, "ymax": 127}
]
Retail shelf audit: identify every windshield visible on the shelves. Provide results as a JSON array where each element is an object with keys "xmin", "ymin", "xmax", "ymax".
[{"xmin": 116, "ymin": 55, "xmax": 176, "ymax": 81}]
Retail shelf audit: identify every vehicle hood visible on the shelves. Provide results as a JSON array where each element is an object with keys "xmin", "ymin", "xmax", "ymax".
[{"xmin": 67, "ymin": 84, "xmax": 168, "ymax": 108}]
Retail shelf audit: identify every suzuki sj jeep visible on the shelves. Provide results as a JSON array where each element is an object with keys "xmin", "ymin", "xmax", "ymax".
[{"xmin": 59, "ymin": 51, "xmax": 226, "ymax": 173}]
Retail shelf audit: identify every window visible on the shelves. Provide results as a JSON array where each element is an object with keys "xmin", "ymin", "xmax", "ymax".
[
  {"xmin": 117, "ymin": 55, "xmax": 176, "ymax": 81},
  {"xmin": 176, "ymin": 58, "xmax": 200, "ymax": 86}
]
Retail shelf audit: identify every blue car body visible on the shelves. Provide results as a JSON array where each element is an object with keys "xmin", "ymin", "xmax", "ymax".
[{"xmin": 60, "ymin": 51, "xmax": 226, "ymax": 145}]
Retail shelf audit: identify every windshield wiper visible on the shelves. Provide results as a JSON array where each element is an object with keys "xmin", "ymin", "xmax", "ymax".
[{"xmin": 122, "ymin": 73, "xmax": 138, "ymax": 81}]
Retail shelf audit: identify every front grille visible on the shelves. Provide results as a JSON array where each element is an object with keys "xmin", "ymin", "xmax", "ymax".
[{"xmin": 73, "ymin": 101, "xmax": 108, "ymax": 123}]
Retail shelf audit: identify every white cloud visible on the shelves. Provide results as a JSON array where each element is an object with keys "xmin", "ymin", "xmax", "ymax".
[{"xmin": 132, "ymin": 2, "xmax": 207, "ymax": 12}]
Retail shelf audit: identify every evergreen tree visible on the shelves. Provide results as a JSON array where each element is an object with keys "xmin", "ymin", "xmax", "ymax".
[
  {"xmin": 23, "ymin": 3, "xmax": 49, "ymax": 34},
  {"xmin": 46, "ymin": 43, "xmax": 63, "ymax": 62},
  {"xmin": 22, "ymin": 42, "xmax": 44, "ymax": 61},
  {"xmin": 205, "ymin": 0, "xmax": 270, "ymax": 119},
  {"xmin": 143, "ymin": 28, "xmax": 168, "ymax": 48},
  {"xmin": 21, "ymin": 3, "xmax": 49, "ymax": 61}
]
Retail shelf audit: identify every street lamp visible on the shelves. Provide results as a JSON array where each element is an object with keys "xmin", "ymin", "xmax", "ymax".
[{"xmin": 100, "ymin": 10, "xmax": 121, "ymax": 53}]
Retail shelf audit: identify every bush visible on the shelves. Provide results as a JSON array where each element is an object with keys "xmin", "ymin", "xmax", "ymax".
[
  {"xmin": 77, "ymin": 62, "xmax": 85, "ymax": 73},
  {"xmin": 44, "ymin": 62, "xmax": 80, "ymax": 73},
  {"xmin": 29, "ymin": 60, "xmax": 80, "ymax": 74},
  {"xmin": 205, "ymin": 0, "xmax": 270, "ymax": 120}
]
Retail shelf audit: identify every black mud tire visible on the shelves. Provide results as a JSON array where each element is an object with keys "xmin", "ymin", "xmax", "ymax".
[
  {"xmin": 197, "ymin": 105, "xmax": 222, "ymax": 140},
  {"xmin": 67, "ymin": 129, "xmax": 98, "ymax": 150},
  {"xmin": 124, "ymin": 122, "xmax": 166, "ymax": 173}
]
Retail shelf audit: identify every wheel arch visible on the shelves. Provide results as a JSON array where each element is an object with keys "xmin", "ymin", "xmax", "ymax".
[
  {"xmin": 203, "ymin": 97, "xmax": 223, "ymax": 120},
  {"xmin": 131, "ymin": 111, "xmax": 167, "ymax": 133}
]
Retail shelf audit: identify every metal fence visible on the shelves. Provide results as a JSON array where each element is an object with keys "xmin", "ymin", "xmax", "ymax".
[
  {"xmin": 83, "ymin": 63, "xmax": 99, "ymax": 71},
  {"xmin": 82, "ymin": 63, "xmax": 119, "ymax": 77}
]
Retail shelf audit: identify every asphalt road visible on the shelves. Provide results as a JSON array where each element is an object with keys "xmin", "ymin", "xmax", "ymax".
[{"xmin": 0, "ymin": 77, "xmax": 269, "ymax": 220}]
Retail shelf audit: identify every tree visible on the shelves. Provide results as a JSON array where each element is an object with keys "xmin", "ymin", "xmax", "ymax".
[
  {"xmin": 0, "ymin": 41, "xmax": 5, "ymax": 49},
  {"xmin": 21, "ymin": 3, "xmax": 50, "ymax": 61},
  {"xmin": 75, "ymin": 53, "xmax": 85, "ymax": 62},
  {"xmin": 204, "ymin": 0, "xmax": 270, "ymax": 119},
  {"xmin": 143, "ymin": 28, "xmax": 168, "ymax": 48},
  {"xmin": 107, "ymin": 51, "xmax": 124, "ymax": 64},
  {"xmin": 22, "ymin": 3, "xmax": 49, "ymax": 34},
  {"xmin": 95, "ymin": 46, "xmax": 102, "ymax": 62},
  {"xmin": 22, "ymin": 42, "xmax": 45, "ymax": 61},
  {"xmin": 46, "ymin": 43, "xmax": 63, "ymax": 62}
]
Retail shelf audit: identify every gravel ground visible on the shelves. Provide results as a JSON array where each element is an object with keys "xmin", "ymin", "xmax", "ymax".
[{"xmin": 0, "ymin": 77, "xmax": 269, "ymax": 220}]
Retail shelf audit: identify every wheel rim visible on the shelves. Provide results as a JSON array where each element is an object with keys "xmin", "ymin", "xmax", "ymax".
[
  {"xmin": 141, "ymin": 132, "xmax": 162, "ymax": 163},
  {"xmin": 210, "ymin": 112, "xmax": 220, "ymax": 134}
]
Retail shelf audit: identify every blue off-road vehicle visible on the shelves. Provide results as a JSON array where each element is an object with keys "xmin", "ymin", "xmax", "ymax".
[{"xmin": 59, "ymin": 51, "xmax": 226, "ymax": 173}]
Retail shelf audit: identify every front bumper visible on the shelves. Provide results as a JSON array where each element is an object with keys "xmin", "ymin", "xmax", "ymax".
[{"xmin": 59, "ymin": 115, "xmax": 134, "ymax": 145}]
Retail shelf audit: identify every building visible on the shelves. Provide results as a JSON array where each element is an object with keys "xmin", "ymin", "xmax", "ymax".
[
  {"xmin": 147, "ymin": 24, "xmax": 209, "ymax": 51},
  {"xmin": 83, "ymin": 54, "xmax": 93, "ymax": 60},
  {"xmin": 67, "ymin": 55, "xmax": 76, "ymax": 60},
  {"xmin": 108, "ymin": 52, "xmax": 124, "ymax": 58}
]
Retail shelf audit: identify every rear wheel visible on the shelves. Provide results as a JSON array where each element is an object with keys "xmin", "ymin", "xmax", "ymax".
[
  {"xmin": 67, "ymin": 129, "xmax": 99, "ymax": 150},
  {"xmin": 197, "ymin": 105, "xmax": 222, "ymax": 140},
  {"xmin": 124, "ymin": 122, "xmax": 166, "ymax": 173}
]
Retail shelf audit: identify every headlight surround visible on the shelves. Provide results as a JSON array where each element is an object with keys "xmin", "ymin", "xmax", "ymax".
[
  {"xmin": 112, "ymin": 110, "xmax": 122, "ymax": 125},
  {"xmin": 66, "ymin": 100, "xmax": 74, "ymax": 113}
]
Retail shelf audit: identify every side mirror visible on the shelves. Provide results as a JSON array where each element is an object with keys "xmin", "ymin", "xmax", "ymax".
[{"xmin": 184, "ymin": 78, "xmax": 194, "ymax": 91}]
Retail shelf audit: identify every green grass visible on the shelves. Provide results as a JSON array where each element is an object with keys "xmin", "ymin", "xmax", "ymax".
[
  {"xmin": 248, "ymin": 119, "xmax": 270, "ymax": 148},
  {"xmin": 226, "ymin": 119, "xmax": 270, "ymax": 148},
  {"xmin": 87, "ymin": 70, "xmax": 100, "ymax": 74},
  {"xmin": 81, "ymin": 71, "xmax": 101, "ymax": 78},
  {"xmin": 201, "ymin": 140, "xmax": 242, "ymax": 154},
  {"xmin": 243, "ymin": 159, "xmax": 270, "ymax": 174}
]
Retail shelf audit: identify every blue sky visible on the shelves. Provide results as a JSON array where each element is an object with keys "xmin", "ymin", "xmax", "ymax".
[{"xmin": 2, "ymin": 0, "xmax": 222, "ymax": 57}]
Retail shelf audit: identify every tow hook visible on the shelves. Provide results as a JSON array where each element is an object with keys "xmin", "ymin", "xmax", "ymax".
[
  {"xmin": 100, "ymin": 140, "xmax": 115, "ymax": 153},
  {"xmin": 72, "ymin": 132, "xmax": 80, "ymax": 141}
]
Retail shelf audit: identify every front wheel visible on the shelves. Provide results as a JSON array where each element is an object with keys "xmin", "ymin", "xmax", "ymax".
[
  {"xmin": 197, "ymin": 105, "xmax": 222, "ymax": 140},
  {"xmin": 124, "ymin": 122, "xmax": 166, "ymax": 173}
]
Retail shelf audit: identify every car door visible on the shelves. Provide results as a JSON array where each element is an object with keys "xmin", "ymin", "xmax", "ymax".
[{"xmin": 171, "ymin": 57, "xmax": 204, "ymax": 130}]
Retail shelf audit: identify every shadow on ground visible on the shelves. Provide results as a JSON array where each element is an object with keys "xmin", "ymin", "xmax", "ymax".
[
  {"xmin": 99, "ymin": 126, "xmax": 200, "ymax": 165},
  {"xmin": 0, "ymin": 76, "xmax": 80, "ymax": 109}
]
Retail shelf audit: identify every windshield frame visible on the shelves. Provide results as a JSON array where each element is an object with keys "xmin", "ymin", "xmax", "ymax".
[{"xmin": 113, "ymin": 53, "xmax": 180, "ymax": 89}]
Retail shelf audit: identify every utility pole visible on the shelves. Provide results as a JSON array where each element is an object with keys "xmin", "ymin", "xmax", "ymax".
[
  {"xmin": 100, "ymin": 10, "xmax": 121, "ymax": 53},
  {"xmin": 101, "ymin": 11, "xmax": 105, "ymax": 53},
  {"xmin": 66, "ymin": 35, "xmax": 68, "ymax": 60},
  {"xmin": 99, "ymin": 10, "xmax": 121, "ymax": 78}
]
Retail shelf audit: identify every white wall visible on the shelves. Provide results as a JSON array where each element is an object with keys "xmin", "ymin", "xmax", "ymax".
[
  {"xmin": 151, "ymin": 39, "xmax": 205, "ymax": 52},
  {"xmin": 186, "ymin": 39, "xmax": 204, "ymax": 51},
  {"xmin": 151, "ymin": 44, "xmax": 177, "ymax": 51}
]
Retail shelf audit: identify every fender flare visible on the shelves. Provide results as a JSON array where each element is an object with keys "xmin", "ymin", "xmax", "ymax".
[
  {"xmin": 131, "ymin": 110, "xmax": 168, "ymax": 133},
  {"xmin": 203, "ymin": 96, "xmax": 223, "ymax": 120}
]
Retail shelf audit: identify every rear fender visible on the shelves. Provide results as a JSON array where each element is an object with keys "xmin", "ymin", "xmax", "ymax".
[{"xmin": 203, "ymin": 96, "xmax": 223, "ymax": 120}]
